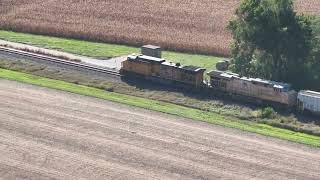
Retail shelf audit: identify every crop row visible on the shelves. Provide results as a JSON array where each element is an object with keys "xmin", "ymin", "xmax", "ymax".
[{"xmin": 0, "ymin": 0, "xmax": 319, "ymax": 56}]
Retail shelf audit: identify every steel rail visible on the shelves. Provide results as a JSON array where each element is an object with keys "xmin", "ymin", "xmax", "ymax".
[{"xmin": 0, "ymin": 47, "xmax": 121, "ymax": 76}]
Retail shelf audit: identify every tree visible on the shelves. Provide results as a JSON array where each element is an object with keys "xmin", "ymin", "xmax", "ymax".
[
  {"xmin": 304, "ymin": 16, "xmax": 320, "ymax": 90},
  {"xmin": 228, "ymin": 0, "xmax": 313, "ymax": 89}
]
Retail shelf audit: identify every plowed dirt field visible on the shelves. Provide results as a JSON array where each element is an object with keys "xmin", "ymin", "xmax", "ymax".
[{"xmin": 0, "ymin": 79, "xmax": 319, "ymax": 179}]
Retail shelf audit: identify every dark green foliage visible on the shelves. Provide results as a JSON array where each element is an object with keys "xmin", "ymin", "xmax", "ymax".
[
  {"xmin": 304, "ymin": 16, "xmax": 320, "ymax": 90},
  {"xmin": 261, "ymin": 107, "xmax": 277, "ymax": 119},
  {"xmin": 229, "ymin": 0, "xmax": 320, "ymax": 90},
  {"xmin": 311, "ymin": 16, "xmax": 320, "ymax": 35}
]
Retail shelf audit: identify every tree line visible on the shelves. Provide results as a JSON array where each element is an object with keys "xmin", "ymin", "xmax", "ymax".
[{"xmin": 229, "ymin": 0, "xmax": 320, "ymax": 90}]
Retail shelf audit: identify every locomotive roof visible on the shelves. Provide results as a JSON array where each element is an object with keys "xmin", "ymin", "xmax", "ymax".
[
  {"xmin": 128, "ymin": 54, "xmax": 165, "ymax": 63},
  {"xmin": 182, "ymin": 65, "xmax": 205, "ymax": 72},
  {"xmin": 161, "ymin": 61, "xmax": 206, "ymax": 73},
  {"xmin": 208, "ymin": 70, "xmax": 292, "ymax": 91},
  {"xmin": 127, "ymin": 54, "xmax": 205, "ymax": 73}
]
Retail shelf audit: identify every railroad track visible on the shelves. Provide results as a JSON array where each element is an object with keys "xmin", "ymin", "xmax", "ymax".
[{"xmin": 0, "ymin": 47, "xmax": 121, "ymax": 76}]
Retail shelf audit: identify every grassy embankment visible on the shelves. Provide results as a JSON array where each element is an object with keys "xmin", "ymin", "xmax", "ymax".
[
  {"xmin": 0, "ymin": 68, "xmax": 320, "ymax": 148},
  {"xmin": 0, "ymin": 30, "xmax": 221, "ymax": 70}
]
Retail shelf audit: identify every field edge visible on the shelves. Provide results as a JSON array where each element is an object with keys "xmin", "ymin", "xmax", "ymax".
[
  {"xmin": 0, "ymin": 30, "xmax": 222, "ymax": 71},
  {"xmin": 0, "ymin": 68, "xmax": 319, "ymax": 148}
]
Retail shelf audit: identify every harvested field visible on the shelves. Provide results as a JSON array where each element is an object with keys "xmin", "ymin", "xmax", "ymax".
[
  {"xmin": 0, "ymin": 1, "xmax": 319, "ymax": 56},
  {"xmin": 0, "ymin": 79, "xmax": 320, "ymax": 179}
]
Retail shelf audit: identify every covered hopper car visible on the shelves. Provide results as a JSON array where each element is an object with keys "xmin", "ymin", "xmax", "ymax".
[{"xmin": 297, "ymin": 91, "xmax": 320, "ymax": 115}]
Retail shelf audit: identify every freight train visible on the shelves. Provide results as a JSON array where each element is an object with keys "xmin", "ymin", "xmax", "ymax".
[{"xmin": 120, "ymin": 53, "xmax": 320, "ymax": 115}]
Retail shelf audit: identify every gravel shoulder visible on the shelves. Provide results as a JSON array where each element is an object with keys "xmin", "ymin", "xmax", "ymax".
[
  {"xmin": 0, "ymin": 79, "xmax": 319, "ymax": 180},
  {"xmin": 0, "ymin": 40, "xmax": 127, "ymax": 70}
]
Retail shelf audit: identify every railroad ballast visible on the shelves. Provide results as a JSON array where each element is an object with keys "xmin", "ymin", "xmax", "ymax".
[{"xmin": 120, "ymin": 45, "xmax": 320, "ymax": 115}]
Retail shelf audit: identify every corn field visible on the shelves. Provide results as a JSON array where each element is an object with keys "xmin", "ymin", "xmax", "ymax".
[{"xmin": 0, "ymin": 0, "xmax": 319, "ymax": 56}]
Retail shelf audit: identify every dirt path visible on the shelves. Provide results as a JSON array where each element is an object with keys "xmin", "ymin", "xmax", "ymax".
[
  {"xmin": 0, "ymin": 79, "xmax": 319, "ymax": 180},
  {"xmin": 0, "ymin": 40, "xmax": 127, "ymax": 70}
]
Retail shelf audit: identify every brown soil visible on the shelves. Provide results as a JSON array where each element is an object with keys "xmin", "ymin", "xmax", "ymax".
[{"xmin": 0, "ymin": 79, "xmax": 319, "ymax": 179}]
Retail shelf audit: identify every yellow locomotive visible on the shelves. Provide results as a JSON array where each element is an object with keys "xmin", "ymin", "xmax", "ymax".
[
  {"xmin": 121, "ymin": 54, "xmax": 206, "ymax": 88},
  {"xmin": 207, "ymin": 70, "xmax": 297, "ymax": 107}
]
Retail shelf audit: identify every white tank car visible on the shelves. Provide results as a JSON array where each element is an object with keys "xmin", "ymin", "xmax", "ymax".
[{"xmin": 297, "ymin": 90, "xmax": 320, "ymax": 114}]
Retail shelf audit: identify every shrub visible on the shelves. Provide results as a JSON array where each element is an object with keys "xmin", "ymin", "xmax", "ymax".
[{"xmin": 260, "ymin": 107, "xmax": 277, "ymax": 119}]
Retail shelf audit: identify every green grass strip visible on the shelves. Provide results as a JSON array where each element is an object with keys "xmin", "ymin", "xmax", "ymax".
[
  {"xmin": 1, "ymin": 68, "xmax": 319, "ymax": 147},
  {"xmin": 0, "ymin": 30, "xmax": 221, "ymax": 70}
]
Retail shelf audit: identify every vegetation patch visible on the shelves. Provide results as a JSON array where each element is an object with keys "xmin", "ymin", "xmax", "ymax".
[
  {"xmin": 0, "ymin": 68, "xmax": 320, "ymax": 148},
  {"xmin": 0, "ymin": 30, "xmax": 221, "ymax": 70},
  {"xmin": 260, "ymin": 107, "xmax": 277, "ymax": 119}
]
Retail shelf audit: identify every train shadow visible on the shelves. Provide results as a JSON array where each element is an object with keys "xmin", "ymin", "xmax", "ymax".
[
  {"xmin": 121, "ymin": 76, "xmax": 259, "ymax": 110},
  {"xmin": 121, "ymin": 76, "xmax": 320, "ymax": 126}
]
